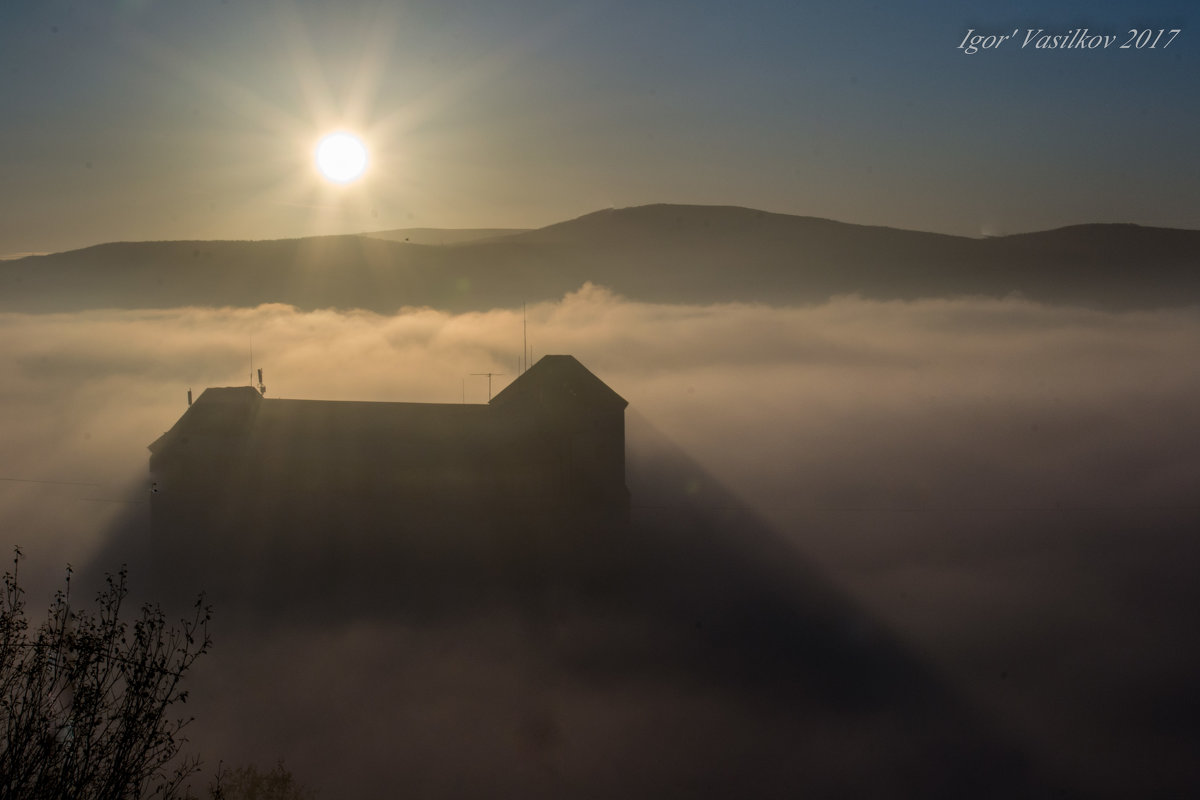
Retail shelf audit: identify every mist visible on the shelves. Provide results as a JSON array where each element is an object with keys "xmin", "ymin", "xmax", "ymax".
[{"xmin": 3, "ymin": 285, "xmax": 1198, "ymax": 796}]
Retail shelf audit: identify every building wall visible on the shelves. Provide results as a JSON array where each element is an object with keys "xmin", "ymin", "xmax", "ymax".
[{"xmin": 152, "ymin": 394, "xmax": 625, "ymax": 541}]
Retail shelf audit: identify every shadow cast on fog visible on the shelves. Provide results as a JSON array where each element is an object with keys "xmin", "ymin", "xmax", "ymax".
[{"xmin": 83, "ymin": 405, "xmax": 1082, "ymax": 798}]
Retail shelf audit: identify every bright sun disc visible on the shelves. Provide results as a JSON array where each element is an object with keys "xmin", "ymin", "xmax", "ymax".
[{"xmin": 315, "ymin": 133, "xmax": 368, "ymax": 183}]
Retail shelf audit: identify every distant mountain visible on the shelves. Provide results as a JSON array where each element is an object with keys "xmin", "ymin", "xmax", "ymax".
[
  {"xmin": 362, "ymin": 227, "xmax": 528, "ymax": 245},
  {"xmin": 2, "ymin": 205, "xmax": 1198, "ymax": 312}
]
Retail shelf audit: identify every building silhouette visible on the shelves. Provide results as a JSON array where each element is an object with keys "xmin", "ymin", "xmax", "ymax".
[{"xmin": 146, "ymin": 356, "xmax": 629, "ymax": 597}]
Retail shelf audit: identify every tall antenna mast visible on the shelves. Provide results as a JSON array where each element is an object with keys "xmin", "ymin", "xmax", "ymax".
[
  {"xmin": 522, "ymin": 302, "xmax": 527, "ymax": 375},
  {"xmin": 249, "ymin": 335, "xmax": 253, "ymax": 387}
]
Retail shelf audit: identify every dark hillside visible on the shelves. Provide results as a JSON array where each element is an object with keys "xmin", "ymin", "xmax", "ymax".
[{"xmin": 3, "ymin": 205, "xmax": 1197, "ymax": 312}]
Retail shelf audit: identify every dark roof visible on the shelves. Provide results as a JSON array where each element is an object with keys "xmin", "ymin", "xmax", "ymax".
[
  {"xmin": 192, "ymin": 386, "xmax": 263, "ymax": 404},
  {"xmin": 149, "ymin": 356, "xmax": 625, "ymax": 457},
  {"xmin": 490, "ymin": 355, "xmax": 627, "ymax": 412},
  {"xmin": 148, "ymin": 386, "xmax": 262, "ymax": 454}
]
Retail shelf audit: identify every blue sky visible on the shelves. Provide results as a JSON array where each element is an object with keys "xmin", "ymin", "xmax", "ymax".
[{"xmin": 0, "ymin": 0, "xmax": 1196, "ymax": 254}]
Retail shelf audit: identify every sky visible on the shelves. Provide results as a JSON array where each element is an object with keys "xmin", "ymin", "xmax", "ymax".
[{"xmin": 1, "ymin": 0, "xmax": 1197, "ymax": 256}]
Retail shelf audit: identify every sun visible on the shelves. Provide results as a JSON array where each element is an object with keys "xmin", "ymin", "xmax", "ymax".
[{"xmin": 315, "ymin": 132, "xmax": 368, "ymax": 183}]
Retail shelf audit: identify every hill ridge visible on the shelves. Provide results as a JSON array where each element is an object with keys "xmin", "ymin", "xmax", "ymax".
[{"xmin": 3, "ymin": 204, "xmax": 1198, "ymax": 313}]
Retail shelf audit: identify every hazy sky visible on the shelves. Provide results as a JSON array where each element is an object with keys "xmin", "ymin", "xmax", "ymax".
[{"xmin": 1, "ymin": 0, "xmax": 1196, "ymax": 255}]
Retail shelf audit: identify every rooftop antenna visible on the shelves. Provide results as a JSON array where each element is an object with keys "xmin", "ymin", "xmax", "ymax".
[{"xmin": 470, "ymin": 372, "xmax": 505, "ymax": 401}]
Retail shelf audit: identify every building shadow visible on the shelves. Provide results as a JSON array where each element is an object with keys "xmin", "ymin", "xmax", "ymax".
[{"xmin": 80, "ymin": 389, "xmax": 1084, "ymax": 799}]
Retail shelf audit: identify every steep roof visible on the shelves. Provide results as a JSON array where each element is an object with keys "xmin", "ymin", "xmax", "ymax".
[
  {"xmin": 148, "ymin": 386, "xmax": 262, "ymax": 454},
  {"xmin": 149, "ymin": 356, "xmax": 626, "ymax": 459},
  {"xmin": 490, "ymin": 355, "xmax": 626, "ymax": 412}
]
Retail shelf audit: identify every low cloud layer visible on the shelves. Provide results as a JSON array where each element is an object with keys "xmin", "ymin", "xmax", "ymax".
[{"xmin": 2, "ymin": 286, "xmax": 1198, "ymax": 796}]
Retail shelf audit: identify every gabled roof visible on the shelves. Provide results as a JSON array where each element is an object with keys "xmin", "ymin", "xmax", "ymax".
[
  {"xmin": 148, "ymin": 386, "xmax": 263, "ymax": 454},
  {"xmin": 192, "ymin": 386, "xmax": 264, "ymax": 404},
  {"xmin": 149, "ymin": 356, "xmax": 626, "ymax": 458},
  {"xmin": 490, "ymin": 355, "xmax": 626, "ymax": 412}
]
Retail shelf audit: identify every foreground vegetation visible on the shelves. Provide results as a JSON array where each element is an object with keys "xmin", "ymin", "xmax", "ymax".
[{"xmin": 0, "ymin": 548, "xmax": 312, "ymax": 799}]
